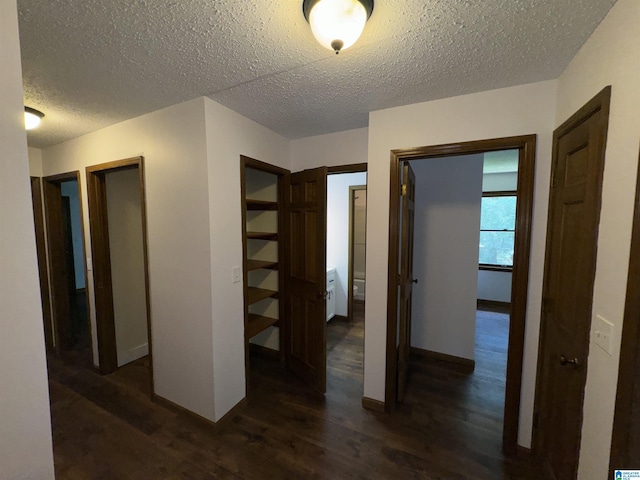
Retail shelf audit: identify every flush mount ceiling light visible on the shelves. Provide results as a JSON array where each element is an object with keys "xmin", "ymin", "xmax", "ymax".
[
  {"xmin": 24, "ymin": 106, "xmax": 45, "ymax": 130},
  {"xmin": 303, "ymin": 0, "xmax": 374, "ymax": 54}
]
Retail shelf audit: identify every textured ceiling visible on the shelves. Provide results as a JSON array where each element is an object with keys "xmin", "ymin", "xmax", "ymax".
[{"xmin": 18, "ymin": 0, "xmax": 618, "ymax": 149}]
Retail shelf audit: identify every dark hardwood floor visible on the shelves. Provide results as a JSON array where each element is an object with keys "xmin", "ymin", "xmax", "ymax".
[{"xmin": 47, "ymin": 306, "xmax": 541, "ymax": 479}]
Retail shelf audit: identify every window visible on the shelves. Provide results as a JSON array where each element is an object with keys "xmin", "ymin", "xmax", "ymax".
[{"xmin": 479, "ymin": 192, "xmax": 516, "ymax": 269}]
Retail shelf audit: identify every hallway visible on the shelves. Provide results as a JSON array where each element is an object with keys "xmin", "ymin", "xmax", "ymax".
[{"xmin": 47, "ymin": 308, "xmax": 540, "ymax": 479}]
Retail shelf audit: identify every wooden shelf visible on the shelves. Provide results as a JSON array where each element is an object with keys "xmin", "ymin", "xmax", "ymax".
[
  {"xmin": 246, "ymin": 199, "xmax": 278, "ymax": 211},
  {"xmin": 247, "ymin": 231, "xmax": 278, "ymax": 240},
  {"xmin": 246, "ymin": 259, "xmax": 278, "ymax": 271},
  {"xmin": 246, "ymin": 314, "xmax": 279, "ymax": 338},
  {"xmin": 246, "ymin": 287, "xmax": 278, "ymax": 305}
]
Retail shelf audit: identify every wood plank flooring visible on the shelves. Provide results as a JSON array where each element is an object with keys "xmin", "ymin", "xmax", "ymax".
[{"xmin": 47, "ymin": 308, "xmax": 541, "ymax": 479}]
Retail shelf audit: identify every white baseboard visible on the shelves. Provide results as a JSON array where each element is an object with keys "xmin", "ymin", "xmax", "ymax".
[{"xmin": 117, "ymin": 342, "xmax": 149, "ymax": 367}]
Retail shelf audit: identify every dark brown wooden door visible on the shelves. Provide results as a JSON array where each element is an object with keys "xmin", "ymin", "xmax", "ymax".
[
  {"xmin": 535, "ymin": 87, "xmax": 610, "ymax": 480},
  {"xmin": 397, "ymin": 162, "xmax": 416, "ymax": 403},
  {"xmin": 286, "ymin": 167, "xmax": 328, "ymax": 392}
]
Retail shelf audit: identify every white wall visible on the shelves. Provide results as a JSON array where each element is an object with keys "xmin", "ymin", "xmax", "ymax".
[
  {"xmin": 28, "ymin": 146, "xmax": 43, "ymax": 176},
  {"xmin": 290, "ymin": 127, "xmax": 368, "ymax": 171},
  {"xmin": 42, "ymin": 97, "xmax": 216, "ymax": 421},
  {"xmin": 410, "ymin": 155, "xmax": 483, "ymax": 360},
  {"xmin": 60, "ymin": 180, "xmax": 86, "ymax": 290},
  {"xmin": 106, "ymin": 168, "xmax": 149, "ymax": 367},
  {"xmin": 477, "ymin": 170, "xmax": 518, "ymax": 303},
  {"xmin": 477, "ymin": 270, "xmax": 512, "ymax": 303},
  {"xmin": 203, "ymin": 98, "xmax": 290, "ymax": 421},
  {"xmin": 327, "ymin": 172, "xmax": 367, "ymax": 317},
  {"xmin": 0, "ymin": 1, "xmax": 55, "ymax": 477},
  {"xmin": 365, "ymin": 80, "xmax": 557, "ymax": 447},
  {"xmin": 554, "ymin": 1, "xmax": 640, "ymax": 477}
]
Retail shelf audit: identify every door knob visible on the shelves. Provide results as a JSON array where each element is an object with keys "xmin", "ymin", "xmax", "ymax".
[
  {"xmin": 316, "ymin": 291, "xmax": 328, "ymax": 300},
  {"xmin": 559, "ymin": 355, "xmax": 580, "ymax": 367}
]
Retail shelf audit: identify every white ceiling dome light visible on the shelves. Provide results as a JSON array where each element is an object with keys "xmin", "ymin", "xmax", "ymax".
[
  {"xmin": 24, "ymin": 107, "xmax": 45, "ymax": 130},
  {"xmin": 303, "ymin": 0, "xmax": 374, "ymax": 54}
]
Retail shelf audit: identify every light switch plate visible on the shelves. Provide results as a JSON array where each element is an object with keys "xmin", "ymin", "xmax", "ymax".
[
  {"xmin": 232, "ymin": 266, "xmax": 241, "ymax": 284},
  {"xmin": 594, "ymin": 314, "xmax": 614, "ymax": 355}
]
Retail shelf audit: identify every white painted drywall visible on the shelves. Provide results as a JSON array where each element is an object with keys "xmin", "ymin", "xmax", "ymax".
[
  {"xmin": 0, "ymin": 1, "xmax": 55, "ymax": 477},
  {"xmin": 60, "ymin": 180, "xmax": 86, "ymax": 290},
  {"xmin": 290, "ymin": 127, "xmax": 368, "ymax": 171},
  {"xmin": 203, "ymin": 97, "xmax": 290, "ymax": 421},
  {"xmin": 410, "ymin": 155, "xmax": 483, "ymax": 360},
  {"xmin": 41, "ymin": 97, "xmax": 216, "ymax": 421},
  {"xmin": 365, "ymin": 80, "xmax": 557, "ymax": 448},
  {"xmin": 28, "ymin": 146, "xmax": 43, "ymax": 176},
  {"xmin": 477, "ymin": 170, "xmax": 518, "ymax": 303},
  {"xmin": 327, "ymin": 172, "xmax": 367, "ymax": 317},
  {"xmin": 477, "ymin": 270, "xmax": 512, "ymax": 303},
  {"xmin": 106, "ymin": 168, "xmax": 149, "ymax": 367},
  {"xmin": 555, "ymin": 1, "xmax": 640, "ymax": 477}
]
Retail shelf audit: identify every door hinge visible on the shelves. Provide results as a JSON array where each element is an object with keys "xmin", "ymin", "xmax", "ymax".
[{"xmin": 401, "ymin": 184, "xmax": 407, "ymax": 196}]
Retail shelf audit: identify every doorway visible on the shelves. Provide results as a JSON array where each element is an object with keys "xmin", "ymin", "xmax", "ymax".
[
  {"xmin": 325, "ymin": 166, "xmax": 367, "ymax": 397},
  {"xmin": 30, "ymin": 176, "xmax": 53, "ymax": 350},
  {"xmin": 43, "ymin": 172, "xmax": 92, "ymax": 364},
  {"xmin": 86, "ymin": 157, "xmax": 153, "ymax": 392},
  {"xmin": 385, "ymin": 135, "xmax": 537, "ymax": 455},
  {"xmin": 349, "ymin": 185, "xmax": 367, "ymax": 322}
]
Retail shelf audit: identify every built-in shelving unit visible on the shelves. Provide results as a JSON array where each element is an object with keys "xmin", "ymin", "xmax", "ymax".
[{"xmin": 240, "ymin": 156, "xmax": 288, "ymax": 380}]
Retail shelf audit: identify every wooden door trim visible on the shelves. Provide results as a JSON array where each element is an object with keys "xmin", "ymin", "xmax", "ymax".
[
  {"xmin": 43, "ymin": 171, "xmax": 92, "ymax": 357},
  {"xmin": 31, "ymin": 177, "xmax": 53, "ymax": 350},
  {"xmin": 532, "ymin": 86, "xmax": 611, "ymax": 472},
  {"xmin": 385, "ymin": 134, "xmax": 537, "ymax": 455},
  {"xmin": 609, "ymin": 146, "xmax": 640, "ymax": 471},
  {"xmin": 86, "ymin": 157, "xmax": 153, "ymax": 391},
  {"xmin": 328, "ymin": 163, "xmax": 367, "ymax": 174}
]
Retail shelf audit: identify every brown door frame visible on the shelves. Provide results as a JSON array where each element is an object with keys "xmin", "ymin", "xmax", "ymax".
[
  {"xmin": 86, "ymin": 157, "xmax": 153, "ymax": 386},
  {"xmin": 31, "ymin": 176, "xmax": 54, "ymax": 350},
  {"xmin": 327, "ymin": 163, "xmax": 368, "ymax": 323},
  {"xmin": 610, "ymin": 149, "xmax": 640, "ymax": 472},
  {"xmin": 348, "ymin": 184, "xmax": 367, "ymax": 322},
  {"xmin": 385, "ymin": 135, "xmax": 537, "ymax": 455},
  {"xmin": 43, "ymin": 171, "xmax": 92, "ymax": 356}
]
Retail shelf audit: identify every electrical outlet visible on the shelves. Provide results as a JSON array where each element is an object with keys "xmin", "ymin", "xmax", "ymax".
[
  {"xmin": 231, "ymin": 266, "xmax": 241, "ymax": 284},
  {"xmin": 594, "ymin": 314, "xmax": 614, "ymax": 355}
]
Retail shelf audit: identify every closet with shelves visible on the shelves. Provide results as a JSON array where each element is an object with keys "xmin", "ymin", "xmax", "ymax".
[{"xmin": 240, "ymin": 156, "xmax": 289, "ymax": 373}]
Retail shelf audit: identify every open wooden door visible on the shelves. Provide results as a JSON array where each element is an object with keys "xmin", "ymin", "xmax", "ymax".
[
  {"xmin": 397, "ymin": 162, "xmax": 416, "ymax": 403},
  {"xmin": 534, "ymin": 87, "xmax": 610, "ymax": 480},
  {"xmin": 285, "ymin": 167, "xmax": 328, "ymax": 392}
]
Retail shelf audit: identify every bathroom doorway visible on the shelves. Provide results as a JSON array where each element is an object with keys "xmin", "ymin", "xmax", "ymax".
[{"xmin": 348, "ymin": 185, "xmax": 366, "ymax": 321}]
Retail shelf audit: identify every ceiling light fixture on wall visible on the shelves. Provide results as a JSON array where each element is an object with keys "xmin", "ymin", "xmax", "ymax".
[
  {"xmin": 303, "ymin": 0, "xmax": 373, "ymax": 54},
  {"xmin": 24, "ymin": 106, "xmax": 44, "ymax": 130}
]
